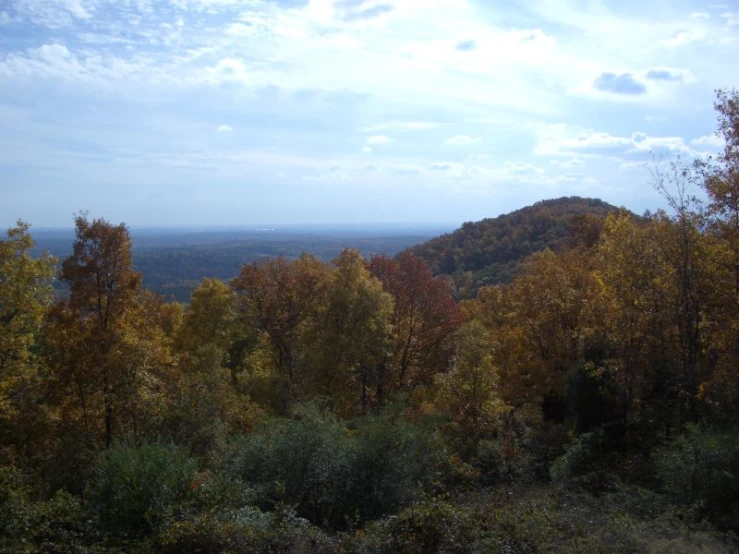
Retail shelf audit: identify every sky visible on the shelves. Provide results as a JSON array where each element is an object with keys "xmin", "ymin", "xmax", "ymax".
[{"xmin": 1, "ymin": 0, "xmax": 738, "ymax": 228}]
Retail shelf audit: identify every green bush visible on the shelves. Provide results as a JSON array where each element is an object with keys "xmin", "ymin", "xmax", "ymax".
[
  {"xmin": 550, "ymin": 429, "xmax": 606, "ymax": 483},
  {"xmin": 88, "ymin": 441, "xmax": 198, "ymax": 537},
  {"xmin": 0, "ymin": 466, "xmax": 34, "ymax": 549},
  {"xmin": 155, "ymin": 505, "xmax": 335, "ymax": 554},
  {"xmin": 350, "ymin": 413, "xmax": 447, "ymax": 522},
  {"xmin": 472, "ymin": 440, "xmax": 501, "ymax": 483},
  {"xmin": 343, "ymin": 485, "xmax": 737, "ymax": 554},
  {"xmin": 27, "ymin": 490, "xmax": 102, "ymax": 554},
  {"xmin": 0, "ymin": 467, "xmax": 106, "ymax": 553},
  {"xmin": 227, "ymin": 403, "xmax": 447, "ymax": 529},
  {"xmin": 654, "ymin": 424, "xmax": 739, "ymax": 530},
  {"xmin": 228, "ymin": 403, "xmax": 354, "ymax": 528}
]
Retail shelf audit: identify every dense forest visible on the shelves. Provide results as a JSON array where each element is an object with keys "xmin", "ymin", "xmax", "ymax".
[
  {"xmin": 406, "ymin": 197, "xmax": 626, "ymax": 298},
  {"xmin": 2, "ymin": 91, "xmax": 739, "ymax": 553}
]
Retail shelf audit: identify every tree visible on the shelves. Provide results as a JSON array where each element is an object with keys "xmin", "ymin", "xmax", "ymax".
[
  {"xmin": 0, "ymin": 222, "xmax": 55, "ymax": 462},
  {"xmin": 475, "ymin": 249, "xmax": 596, "ymax": 419},
  {"xmin": 705, "ymin": 89, "xmax": 739, "ymax": 263},
  {"xmin": 594, "ymin": 213, "xmax": 668, "ymax": 445},
  {"xmin": 52, "ymin": 214, "xmax": 170, "ymax": 449},
  {"xmin": 435, "ymin": 320, "xmax": 501, "ymax": 439},
  {"xmin": 169, "ymin": 279, "xmax": 258, "ymax": 452},
  {"xmin": 368, "ymin": 253, "xmax": 462, "ymax": 400},
  {"xmin": 306, "ymin": 249, "xmax": 393, "ymax": 413},
  {"xmin": 691, "ymin": 89, "xmax": 739, "ymax": 417},
  {"xmin": 176, "ymin": 278, "xmax": 254, "ymax": 385},
  {"xmin": 232, "ymin": 254, "xmax": 330, "ymax": 412},
  {"xmin": 0, "ymin": 222, "xmax": 55, "ymax": 412}
]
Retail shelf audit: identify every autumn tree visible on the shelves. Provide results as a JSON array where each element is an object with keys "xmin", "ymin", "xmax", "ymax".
[
  {"xmin": 176, "ymin": 278, "xmax": 254, "ymax": 384},
  {"xmin": 435, "ymin": 320, "xmax": 501, "ymax": 439},
  {"xmin": 168, "ymin": 278, "xmax": 258, "ymax": 452},
  {"xmin": 690, "ymin": 90, "xmax": 739, "ymax": 417},
  {"xmin": 306, "ymin": 249, "xmax": 393, "ymax": 414},
  {"xmin": 50, "ymin": 215, "xmax": 170, "ymax": 450},
  {"xmin": 232, "ymin": 254, "xmax": 330, "ymax": 412},
  {"xmin": 0, "ymin": 222, "xmax": 55, "ymax": 462},
  {"xmin": 475, "ymin": 249, "xmax": 597, "ymax": 420},
  {"xmin": 368, "ymin": 253, "xmax": 462, "ymax": 401},
  {"xmin": 594, "ymin": 213, "xmax": 669, "ymax": 444}
]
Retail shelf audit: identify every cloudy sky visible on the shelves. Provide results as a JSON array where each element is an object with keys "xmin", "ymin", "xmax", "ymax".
[{"xmin": 1, "ymin": 0, "xmax": 737, "ymax": 227}]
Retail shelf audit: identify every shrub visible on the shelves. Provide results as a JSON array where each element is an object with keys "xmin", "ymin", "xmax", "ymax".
[
  {"xmin": 654, "ymin": 424, "xmax": 739, "ymax": 530},
  {"xmin": 227, "ymin": 402, "xmax": 448, "ymax": 529},
  {"xmin": 155, "ymin": 505, "xmax": 336, "ymax": 554},
  {"xmin": 550, "ymin": 429, "xmax": 606, "ymax": 483},
  {"xmin": 0, "ymin": 468, "xmax": 103, "ymax": 553},
  {"xmin": 88, "ymin": 441, "xmax": 198, "ymax": 537},
  {"xmin": 28, "ymin": 490, "xmax": 101, "ymax": 554},
  {"xmin": 0, "ymin": 466, "xmax": 33, "ymax": 549},
  {"xmin": 228, "ymin": 403, "xmax": 354, "ymax": 528},
  {"xmin": 472, "ymin": 440, "xmax": 501, "ymax": 483},
  {"xmin": 350, "ymin": 413, "xmax": 448, "ymax": 522}
]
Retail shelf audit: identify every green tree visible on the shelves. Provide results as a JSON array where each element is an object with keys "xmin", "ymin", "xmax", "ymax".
[
  {"xmin": 306, "ymin": 249, "xmax": 393, "ymax": 414},
  {"xmin": 0, "ymin": 222, "xmax": 55, "ymax": 464},
  {"xmin": 176, "ymin": 278, "xmax": 254, "ymax": 384},
  {"xmin": 435, "ymin": 320, "xmax": 502, "ymax": 439},
  {"xmin": 0, "ymin": 222, "xmax": 55, "ymax": 414}
]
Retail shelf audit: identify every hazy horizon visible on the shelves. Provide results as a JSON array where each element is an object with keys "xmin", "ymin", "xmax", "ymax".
[
  {"xmin": 2, "ymin": 0, "xmax": 736, "ymax": 227},
  {"xmin": 25, "ymin": 221, "xmax": 459, "ymax": 233}
]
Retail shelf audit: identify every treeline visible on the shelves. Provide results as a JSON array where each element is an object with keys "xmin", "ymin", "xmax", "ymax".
[
  {"xmin": 1, "ymin": 92, "xmax": 739, "ymax": 552},
  {"xmin": 134, "ymin": 233, "xmax": 440, "ymax": 302},
  {"xmin": 33, "ymin": 229, "xmax": 438, "ymax": 303}
]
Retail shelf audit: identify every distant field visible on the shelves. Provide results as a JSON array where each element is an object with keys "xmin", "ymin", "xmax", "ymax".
[{"xmin": 31, "ymin": 225, "xmax": 452, "ymax": 302}]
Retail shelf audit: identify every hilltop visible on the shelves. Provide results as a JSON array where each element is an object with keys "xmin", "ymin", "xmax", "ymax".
[{"xmin": 404, "ymin": 196, "xmax": 626, "ymax": 297}]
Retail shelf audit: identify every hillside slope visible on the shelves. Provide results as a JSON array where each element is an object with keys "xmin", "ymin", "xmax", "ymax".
[{"xmin": 404, "ymin": 197, "xmax": 624, "ymax": 297}]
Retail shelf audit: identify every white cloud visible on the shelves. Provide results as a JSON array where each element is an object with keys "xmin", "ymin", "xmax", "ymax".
[
  {"xmin": 721, "ymin": 12, "xmax": 739, "ymax": 26},
  {"xmin": 661, "ymin": 29, "xmax": 707, "ymax": 46},
  {"xmin": 533, "ymin": 123, "xmax": 631, "ymax": 156},
  {"xmin": 551, "ymin": 158, "xmax": 585, "ymax": 168},
  {"xmin": 619, "ymin": 161, "xmax": 647, "ymax": 171},
  {"xmin": 628, "ymin": 133, "xmax": 695, "ymax": 155},
  {"xmin": 444, "ymin": 135, "xmax": 481, "ymax": 145},
  {"xmin": 203, "ymin": 57, "xmax": 249, "ymax": 84},
  {"xmin": 691, "ymin": 134, "xmax": 725, "ymax": 148},
  {"xmin": 12, "ymin": 0, "xmax": 93, "ymax": 27},
  {"xmin": 466, "ymin": 153, "xmax": 491, "ymax": 161},
  {"xmin": 690, "ymin": 12, "xmax": 711, "ymax": 20},
  {"xmin": 0, "ymin": 43, "xmax": 151, "ymax": 84},
  {"xmin": 217, "ymin": 124, "xmax": 232, "ymax": 132},
  {"xmin": 362, "ymin": 146, "xmax": 372, "ymax": 154},
  {"xmin": 366, "ymin": 135, "xmax": 391, "ymax": 145},
  {"xmin": 533, "ymin": 123, "xmax": 700, "ymax": 159},
  {"xmin": 0, "ymin": 11, "xmax": 16, "ymax": 24},
  {"xmin": 466, "ymin": 160, "xmax": 595, "ymax": 187}
]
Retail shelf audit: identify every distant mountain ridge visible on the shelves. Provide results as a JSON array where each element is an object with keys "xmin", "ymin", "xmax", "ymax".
[{"xmin": 404, "ymin": 196, "xmax": 625, "ymax": 297}]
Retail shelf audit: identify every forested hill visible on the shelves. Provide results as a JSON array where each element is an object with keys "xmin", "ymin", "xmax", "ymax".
[{"xmin": 405, "ymin": 196, "xmax": 624, "ymax": 296}]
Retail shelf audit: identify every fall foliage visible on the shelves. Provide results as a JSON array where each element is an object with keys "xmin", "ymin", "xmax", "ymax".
[{"xmin": 3, "ymin": 92, "xmax": 739, "ymax": 553}]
